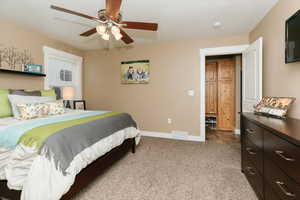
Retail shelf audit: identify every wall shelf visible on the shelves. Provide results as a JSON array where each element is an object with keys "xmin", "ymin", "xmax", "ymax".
[{"xmin": 0, "ymin": 68, "xmax": 46, "ymax": 77}]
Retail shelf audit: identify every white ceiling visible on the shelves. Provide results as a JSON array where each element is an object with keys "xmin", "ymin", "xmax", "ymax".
[{"xmin": 0, "ymin": 0, "xmax": 279, "ymax": 50}]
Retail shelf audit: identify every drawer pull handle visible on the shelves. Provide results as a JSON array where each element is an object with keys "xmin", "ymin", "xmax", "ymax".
[
  {"xmin": 246, "ymin": 147, "xmax": 257, "ymax": 155},
  {"xmin": 246, "ymin": 167, "xmax": 256, "ymax": 175},
  {"xmin": 276, "ymin": 181, "xmax": 296, "ymax": 197},
  {"xmin": 246, "ymin": 129, "xmax": 255, "ymax": 134},
  {"xmin": 275, "ymin": 150, "xmax": 295, "ymax": 162}
]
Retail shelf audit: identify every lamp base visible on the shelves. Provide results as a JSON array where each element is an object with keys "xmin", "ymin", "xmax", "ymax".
[{"xmin": 64, "ymin": 100, "xmax": 71, "ymax": 109}]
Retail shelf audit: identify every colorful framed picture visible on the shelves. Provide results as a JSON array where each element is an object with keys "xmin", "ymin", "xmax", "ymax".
[
  {"xmin": 23, "ymin": 64, "xmax": 43, "ymax": 74},
  {"xmin": 121, "ymin": 60, "xmax": 150, "ymax": 84},
  {"xmin": 254, "ymin": 97, "xmax": 296, "ymax": 119},
  {"xmin": 73, "ymin": 100, "xmax": 86, "ymax": 110}
]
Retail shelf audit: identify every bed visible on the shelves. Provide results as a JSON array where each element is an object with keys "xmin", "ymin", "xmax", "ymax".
[{"xmin": 0, "ymin": 109, "xmax": 140, "ymax": 200}]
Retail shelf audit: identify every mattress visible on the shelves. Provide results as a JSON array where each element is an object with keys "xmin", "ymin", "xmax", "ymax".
[{"xmin": 0, "ymin": 110, "xmax": 140, "ymax": 200}]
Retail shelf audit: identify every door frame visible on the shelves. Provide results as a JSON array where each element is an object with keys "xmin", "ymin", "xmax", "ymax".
[{"xmin": 199, "ymin": 44, "xmax": 249, "ymax": 141}]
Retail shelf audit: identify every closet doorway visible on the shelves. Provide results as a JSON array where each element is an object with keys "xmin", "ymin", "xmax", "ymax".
[{"xmin": 205, "ymin": 55, "xmax": 242, "ymax": 142}]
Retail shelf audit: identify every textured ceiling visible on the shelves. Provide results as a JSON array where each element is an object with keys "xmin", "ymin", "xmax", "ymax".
[{"xmin": 0, "ymin": 0, "xmax": 278, "ymax": 50}]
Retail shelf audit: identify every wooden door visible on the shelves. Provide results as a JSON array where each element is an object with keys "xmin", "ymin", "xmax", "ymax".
[
  {"xmin": 205, "ymin": 62, "xmax": 218, "ymax": 116},
  {"xmin": 206, "ymin": 62, "xmax": 217, "ymax": 81},
  {"xmin": 217, "ymin": 59, "xmax": 235, "ymax": 131},
  {"xmin": 206, "ymin": 81, "xmax": 217, "ymax": 116}
]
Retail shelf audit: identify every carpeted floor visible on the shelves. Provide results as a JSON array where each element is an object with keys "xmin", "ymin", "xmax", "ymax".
[{"xmin": 73, "ymin": 137, "xmax": 257, "ymax": 200}]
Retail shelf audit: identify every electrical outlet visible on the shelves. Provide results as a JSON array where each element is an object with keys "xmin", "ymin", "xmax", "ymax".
[{"xmin": 167, "ymin": 118, "xmax": 172, "ymax": 124}]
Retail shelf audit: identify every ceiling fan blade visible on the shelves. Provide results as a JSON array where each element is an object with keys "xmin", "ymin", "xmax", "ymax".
[
  {"xmin": 122, "ymin": 21, "xmax": 158, "ymax": 31},
  {"xmin": 105, "ymin": 0, "xmax": 122, "ymax": 20},
  {"xmin": 80, "ymin": 28, "xmax": 97, "ymax": 37},
  {"xmin": 120, "ymin": 29, "xmax": 134, "ymax": 44},
  {"xmin": 50, "ymin": 5, "xmax": 98, "ymax": 21}
]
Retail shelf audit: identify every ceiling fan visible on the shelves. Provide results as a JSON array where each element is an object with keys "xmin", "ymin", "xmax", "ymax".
[{"xmin": 50, "ymin": 0, "xmax": 158, "ymax": 44}]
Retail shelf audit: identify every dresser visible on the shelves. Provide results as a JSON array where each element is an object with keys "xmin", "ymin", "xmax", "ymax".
[{"xmin": 241, "ymin": 113, "xmax": 300, "ymax": 200}]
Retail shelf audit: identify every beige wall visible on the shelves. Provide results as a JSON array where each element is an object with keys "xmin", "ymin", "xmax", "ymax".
[
  {"xmin": 250, "ymin": 0, "xmax": 300, "ymax": 119},
  {"xmin": 83, "ymin": 34, "xmax": 249, "ymax": 136},
  {"xmin": 0, "ymin": 20, "xmax": 83, "ymax": 90}
]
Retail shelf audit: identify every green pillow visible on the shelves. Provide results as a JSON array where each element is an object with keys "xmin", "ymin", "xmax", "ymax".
[
  {"xmin": 41, "ymin": 89, "xmax": 56, "ymax": 98},
  {"xmin": 0, "ymin": 89, "xmax": 12, "ymax": 118},
  {"xmin": 0, "ymin": 89, "xmax": 8, "ymax": 95}
]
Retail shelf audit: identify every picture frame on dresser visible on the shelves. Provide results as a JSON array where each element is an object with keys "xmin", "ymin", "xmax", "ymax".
[{"xmin": 73, "ymin": 100, "xmax": 86, "ymax": 110}]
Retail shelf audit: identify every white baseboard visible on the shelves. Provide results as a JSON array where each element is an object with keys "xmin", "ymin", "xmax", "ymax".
[
  {"xmin": 141, "ymin": 131, "xmax": 204, "ymax": 142},
  {"xmin": 234, "ymin": 129, "xmax": 241, "ymax": 135}
]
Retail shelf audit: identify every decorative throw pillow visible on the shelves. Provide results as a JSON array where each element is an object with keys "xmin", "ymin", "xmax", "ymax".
[
  {"xmin": 254, "ymin": 97, "xmax": 296, "ymax": 119},
  {"xmin": 46, "ymin": 101, "xmax": 65, "ymax": 115},
  {"xmin": 0, "ymin": 89, "xmax": 12, "ymax": 118},
  {"xmin": 8, "ymin": 95, "xmax": 55, "ymax": 119},
  {"xmin": 41, "ymin": 89, "xmax": 57, "ymax": 99},
  {"xmin": 16, "ymin": 103, "xmax": 49, "ymax": 120},
  {"xmin": 9, "ymin": 89, "xmax": 41, "ymax": 96},
  {"xmin": 51, "ymin": 87, "xmax": 62, "ymax": 100}
]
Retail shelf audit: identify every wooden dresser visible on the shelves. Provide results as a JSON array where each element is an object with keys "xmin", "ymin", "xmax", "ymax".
[{"xmin": 241, "ymin": 113, "xmax": 300, "ymax": 200}]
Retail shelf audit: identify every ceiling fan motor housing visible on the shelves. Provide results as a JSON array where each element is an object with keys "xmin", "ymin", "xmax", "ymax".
[{"xmin": 98, "ymin": 9, "xmax": 122, "ymax": 22}]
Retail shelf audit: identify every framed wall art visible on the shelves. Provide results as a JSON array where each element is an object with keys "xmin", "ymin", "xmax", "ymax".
[{"xmin": 121, "ymin": 60, "xmax": 150, "ymax": 84}]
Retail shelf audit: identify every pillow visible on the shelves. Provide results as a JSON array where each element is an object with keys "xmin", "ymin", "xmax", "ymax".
[
  {"xmin": 51, "ymin": 87, "xmax": 62, "ymax": 100},
  {"xmin": 0, "ymin": 89, "xmax": 12, "ymax": 118},
  {"xmin": 9, "ymin": 89, "xmax": 41, "ymax": 96},
  {"xmin": 8, "ymin": 95, "xmax": 55, "ymax": 119},
  {"xmin": 41, "ymin": 89, "xmax": 56, "ymax": 98},
  {"xmin": 46, "ymin": 100, "xmax": 65, "ymax": 115},
  {"xmin": 0, "ymin": 89, "xmax": 8, "ymax": 95},
  {"xmin": 16, "ymin": 103, "xmax": 49, "ymax": 120}
]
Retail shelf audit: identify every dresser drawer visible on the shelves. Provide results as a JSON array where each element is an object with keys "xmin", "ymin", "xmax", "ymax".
[
  {"xmin": 264, "ymin": 130, "xmax": 300, "ymax": 185},
  {"xmin": 265, "ymin": 158, "xmax": 300, "ymax": 200},
  {"xmin": 244, "ymin": 154, "xmax": 264, "ymax": 199},
  {"xmin": 243, "ymin": 119, "xmax": 263, "ymax": 148},
  {"xmin": 265, "ymin": 182, "xmax": 282, "ymax": 200},
  {"xmin": 245, "ymin": 136, "xmax": 263, "ymax": 174}
]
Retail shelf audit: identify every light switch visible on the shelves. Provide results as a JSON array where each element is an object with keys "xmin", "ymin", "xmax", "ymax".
[{"xmin": 188, "ymin": 90, "xmax": 195, "ymax": 96}]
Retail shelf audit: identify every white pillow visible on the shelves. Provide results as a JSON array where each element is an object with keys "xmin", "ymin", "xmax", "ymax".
[{"xmin": 8, "ymin": 95, "xmax": 56, "ymax": 119}]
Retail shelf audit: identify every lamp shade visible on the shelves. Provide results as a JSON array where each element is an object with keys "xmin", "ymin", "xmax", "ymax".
[
  {"xmin": 63, "ymin": 86, "xmax": 75, "ymax": 100},
  {"xmin": 96, "ymin": 25, "xmax": 106, "ymax": 35}
]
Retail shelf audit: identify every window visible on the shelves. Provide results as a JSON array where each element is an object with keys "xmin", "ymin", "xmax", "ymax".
[{"xmin": 43, "ymin": 47, "xmax": 83, "ymax": 99}]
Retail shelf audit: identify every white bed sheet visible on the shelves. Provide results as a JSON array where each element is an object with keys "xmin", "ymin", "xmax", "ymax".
[{"xmin": 0, "ymin": 111, "xmax": 140, "ymax": 200}]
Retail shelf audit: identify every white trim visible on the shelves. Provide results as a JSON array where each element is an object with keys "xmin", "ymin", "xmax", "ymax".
[
  {"xmin": 234, "ymin": 129, "xmax": 241, "ymax": 135},
  {"xmin": 141, "ymin": 131, "xmax": 204, "ymax": 142},
  {"xmin": 199, "ymin": 44, "xmax": 249, "ymax": 142},
  {"xmin": 43, "ymin": 46, "xmax": 83, "ymax": 99}
]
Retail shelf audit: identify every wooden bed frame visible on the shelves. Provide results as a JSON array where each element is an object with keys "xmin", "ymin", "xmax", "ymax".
[{"xmin": 0, "ymin": 138, "xmax": 136, "ymax": 200}]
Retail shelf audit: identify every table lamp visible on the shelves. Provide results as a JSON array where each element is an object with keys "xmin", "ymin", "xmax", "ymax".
[{"xmin": 63, "ymin": 86, "xmax": 75, "ymax": 108}]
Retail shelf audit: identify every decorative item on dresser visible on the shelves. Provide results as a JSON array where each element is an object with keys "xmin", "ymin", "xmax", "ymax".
[
  {"xmin": 241, "ymin": 112, "xmax": 300, "ymax": 200},
  {"xmin": 73, "ymin": 100, "xmax": 86, "ymax": 110}
]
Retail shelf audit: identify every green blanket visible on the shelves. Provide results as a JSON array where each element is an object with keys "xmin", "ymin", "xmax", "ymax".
[{"xmin": 18, "ymin": 112, "xmax": 121, "ymax": 149}]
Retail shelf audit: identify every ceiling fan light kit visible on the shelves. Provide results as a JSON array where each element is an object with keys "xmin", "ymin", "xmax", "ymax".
[
  {"xmin": 50, "ymin": 0, "xmax": 158, "ymax": 44},
  {"xmin": 96, "ymin": 24, "xmax": 107, "ymax": 35},
  {"xmin": 111, "ymin": 26, "xmax": 120, "ymax": 35},
  {"xmin": 102, "ymin": 32, "xmax": 110, "ymax": 40}
]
